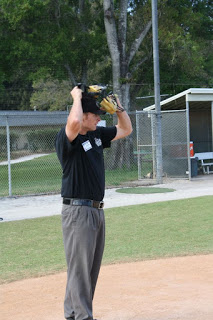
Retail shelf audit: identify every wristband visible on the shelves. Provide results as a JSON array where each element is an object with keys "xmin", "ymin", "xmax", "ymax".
[{"xmin": 116, "ymin": 106, "xmax": 125, "ymax": 113}]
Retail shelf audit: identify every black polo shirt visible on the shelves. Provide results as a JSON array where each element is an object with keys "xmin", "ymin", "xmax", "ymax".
[{"xmin": 55, "ymin": 126, "xmax": 117, "ymax": 201}]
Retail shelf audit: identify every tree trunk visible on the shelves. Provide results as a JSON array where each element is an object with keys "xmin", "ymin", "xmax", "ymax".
[
  {"xmin": 64, "ymin": 63, "xmax": 77, "ymax": 86},
  {"xmin": 103, "ymin": 0, "xmax": 152, "ymax": 170},
  {"xmin": 103, "ymin": 0, "xmax": 121, "ymax": 97}
]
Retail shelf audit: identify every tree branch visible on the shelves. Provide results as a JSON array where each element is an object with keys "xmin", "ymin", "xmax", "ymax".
[
  {"xmin": 103, "ymin": 0, "xmax": 121, "ymax": 95},
  {"xmin": 118, "ymin": 0, "xmax": 128, "ymax": 73},
  {"xmin": 131, "ymin": 56, "xmax": 148, "ymax": 74},
  {"xmin": 64, "ymin": 63, "xmax": 77, "ymax": 86},
  {"xmin": 127, "ymin": 20, "xmax": 152, "ymax": 67}
]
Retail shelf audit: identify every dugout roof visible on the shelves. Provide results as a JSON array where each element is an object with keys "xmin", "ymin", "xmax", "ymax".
[
  {"xmin": 144, "ymin": 88, "xmax": 213, "ymax": 111},
  {"xmin": 0, "ymin": 111, "xmax": 68, "ymax": 127}
]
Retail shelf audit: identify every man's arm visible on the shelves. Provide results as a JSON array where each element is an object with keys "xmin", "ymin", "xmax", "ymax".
[
  {"xmin": 112, "ymin": 97, "xmax": 133, "ymax": 141},
  {"xmin": 65, "ymin": 86, "xmax": 83, "ymax": 142}
]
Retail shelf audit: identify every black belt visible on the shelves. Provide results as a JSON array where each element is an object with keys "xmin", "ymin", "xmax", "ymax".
[{"xmin": 63, "ymin": 198, "xmax": 104, "ymax": 209}]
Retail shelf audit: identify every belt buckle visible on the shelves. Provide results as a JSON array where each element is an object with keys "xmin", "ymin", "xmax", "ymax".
[
  {"xmin": 98, "ymin": 201, "xmax": 104, "ymax": 209},
  {"xmin": 72, "ymin": 199, "xmax": 81, "ymax": 206}
]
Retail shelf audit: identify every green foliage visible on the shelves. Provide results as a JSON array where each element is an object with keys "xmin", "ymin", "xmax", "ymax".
[
  {"xmin": 26, "ymin": 128, "xmax": 59, "ymax": 151},
  {"xmin": 0, "ymin": 0, "xmax": 108, "ymax": 110},
  {"xmin": 30, "ymin": 77, "xmax": 72, "ymax": 111},
  {"xmin": 0, "ymin": 132, "xmax": 19, "ymax": 153},
  {"xmin": 158, "ymin": 0, "xmax": 213, "ymax": 86},
  {"xmin": 131, "ymin": 0, "xmax": 213, "ymax": 101},
  {"xmin": 0, "ymin": 0, "xmax": 212, "ymax": 110}
]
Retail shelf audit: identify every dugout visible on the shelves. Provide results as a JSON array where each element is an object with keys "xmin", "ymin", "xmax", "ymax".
[{"xmin": 143, "ymin": 88, "xmax": 213, "ymax": 179}]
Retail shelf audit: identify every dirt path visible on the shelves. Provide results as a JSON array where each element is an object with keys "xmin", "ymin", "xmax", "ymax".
[{"xmin": 1, "ymin": 254, "xmax": 213, "ymax": 320}]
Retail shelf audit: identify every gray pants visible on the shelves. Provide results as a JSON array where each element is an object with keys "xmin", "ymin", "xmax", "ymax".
[{"xmin": 61, "ymin": 204, "xmax": 105, "ymax": 320}]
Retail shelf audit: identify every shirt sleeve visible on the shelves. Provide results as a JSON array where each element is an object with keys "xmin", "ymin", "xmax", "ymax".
[
  {"xmin": 55, "ymin": 127, "xmax": 78, "ymax": 166},
  {"xmin": 98, "ymin": 126, "xmax": 117, "ymax": 148}
]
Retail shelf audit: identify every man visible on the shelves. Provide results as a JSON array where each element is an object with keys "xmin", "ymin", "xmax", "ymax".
[{"xmin": 55, "ymin": 86, "xmax": 132, "ymax": 320}]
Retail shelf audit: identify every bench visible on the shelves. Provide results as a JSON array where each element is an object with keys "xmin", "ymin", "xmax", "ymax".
[
  {"xmin": 193, "ymin": 152, "xmax": 213, "ymax": 174},
  {"xmin": 133, "ymin": 150, "xmax": 153, "ymax": 162}
]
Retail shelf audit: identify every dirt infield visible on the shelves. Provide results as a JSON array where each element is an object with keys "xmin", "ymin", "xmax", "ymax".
[{"xmin": 1, "ymin": 254, "xmax": 213, "ymax": 320}]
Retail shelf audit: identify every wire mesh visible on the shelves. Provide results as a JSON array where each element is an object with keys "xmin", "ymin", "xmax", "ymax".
[
  {"xmin": 0, "ymin": 109, "xmax": 191, "ymax": 197},
  {"xmin": 161, "ymin": 110, "xmax": 188, "ymax": 178},
  {"xmin": 136, "ymin": 111, "xmax": 156, "ymax": 179},
  {"xmin": 0, "ymin": 112, "xmax": 137, "ymax": 197},
  {"xmin": 136, "ymin": 110, "xmax": 188, "ymax": 180}
]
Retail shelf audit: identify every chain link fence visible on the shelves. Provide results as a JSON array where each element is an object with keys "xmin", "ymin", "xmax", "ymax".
[
  {"xmin": 0, "ymin": 109, "xmax": 191, "ymax": 197},
  {"xmin": 161, "ymin": 110, "xmax": 188, "ymax": 178},
  {"xmin": 136, "ymin": 110, "xmax": 188, "ymax": 180},
  {"xmin": 136, "ymin": 111, "xmax": 157, "ymax": 180},
  {"xmin": 0, "ymin": 111, "xmax": 138, "ymax": 197}
]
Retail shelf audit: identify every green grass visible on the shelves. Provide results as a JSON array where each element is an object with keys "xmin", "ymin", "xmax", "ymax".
[
  {"xmin": 105, "ymin": 167, "xmax": 138, "ymax": 186},
  {"xmin": 0, "ymin": 153, "xmax": 138, "ymax": 196},
  {"xmin": 116, "ymin": 187, "xmax": 175, "ymax": 194},
  {"xmin": 0, "ymin": 216, "xmax": 65, "ymax": 284},
  {"xmin": 1, "ymin": 196, "xmax": 213, "ymax": 284},
  {"xmin": 104, "ymin": 196, "xmax": 213, "ymax": 263},
  {"xmin": 0, "ymin": 153, "xmax": 62, "ymax": 196}
]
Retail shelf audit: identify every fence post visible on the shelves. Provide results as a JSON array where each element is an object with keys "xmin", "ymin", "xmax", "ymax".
[
  {"xmin": 136, "ymin": 111, "xmax": 141, "ymax": 179},
  {"xmin": 152, "ymin": 0, "xmax": 163, "ymax": 184},
  {"xmin": 151, "ymin": 112, "xmax": 157, "ymax": 178},
  {"xmin": 186, "ymin": 97, "xmax": 191, "ymax": 180},
  {"xmin": 212, "ymin": 101, "xmax": 213, "ymax": 152},
  {"xmin": 6, "ymin": 117, "xmax": 12, "ymax": 196}
]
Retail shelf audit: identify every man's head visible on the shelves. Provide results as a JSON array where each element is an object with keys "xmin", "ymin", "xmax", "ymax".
[
  {"xmin": 81, "ymin": 94, "xmax": 106, "ymax": 115},
  {"xmin": 80, "ymin": 94, "xmax": 105, "ymax": 133}
]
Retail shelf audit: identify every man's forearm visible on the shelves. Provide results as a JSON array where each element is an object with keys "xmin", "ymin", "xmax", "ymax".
[
  {"xmin": 113, "ymin": 110, "xmax": 132, "ymax": 140},
  {"xmin": 66, "ymin": 87, "xmax": 83, "ymax": 142},
  {"xmin": 117, "ymin": 110, "xmax": 132, "ymax": 133},
  {"xmin": 67, "ymin": 96, "xmax": 83, "ymax": 126}
]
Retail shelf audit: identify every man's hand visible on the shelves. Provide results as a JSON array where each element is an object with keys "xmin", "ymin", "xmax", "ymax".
[
  {"xmin": 70, "ymin": 86, "xmax": 82, "ymax": 101},
  {"xmin": 114, "ymin": 95, "xmax": 125, "ymax": 113},
  {"xmin": 100, "ymin": 94, "xmax": 125, "ymax": 114}
]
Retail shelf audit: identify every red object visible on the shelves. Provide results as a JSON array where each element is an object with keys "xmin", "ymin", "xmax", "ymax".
[{"xmin": 190, "ymin": 141, "xmax": 194, "ymax": 157}]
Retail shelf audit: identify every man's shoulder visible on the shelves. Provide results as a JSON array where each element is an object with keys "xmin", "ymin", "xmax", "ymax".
[
  {"xmin": 93, "ymin": 126, "xmax": 117, "ymax": 148},
  {"xmin": 94, "ymin": 126, "xmax": 116, "ymax": 135},
  {"xmin": 56, "ymin": 127, "xmax": 65, "ymax": 139}
]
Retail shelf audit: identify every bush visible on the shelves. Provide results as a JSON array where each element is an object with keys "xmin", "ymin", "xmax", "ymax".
[
  {"xmin": 26, "ymin": 128, "xmax": 59, "ymax": 152},
  {"xmin": 0, "ymin": 132, "xmax": 19, "ymax": 153}
]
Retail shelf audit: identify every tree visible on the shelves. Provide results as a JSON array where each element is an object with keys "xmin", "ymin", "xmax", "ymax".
[
  {"xmin": 158, "ymin": 0, "xmax": 213, "ymax": 92},
  {"xmin": 0, "ymin": 0, "xmax": 212, "ymax": 111},
  {"xmin": 0, "ymin": 0, "xmax": 108, "ymax": 110},
  {"xmin": 103, "ymin": 0, "xmax": 152, "ymax": 111},
  {"xmin": 102, "ymin": 0, "xmax": 152, "ymax": 168},
  {"xmin": 102, "ymin": 0, "xmax": 213, "ymax": 167},
  {"xmin": 30, "ymin": 77, "xmax": 72, "ymax": 111},
  {"xmin": 132, "ymin": 0, "xmax": 213, "ymax": 102}
]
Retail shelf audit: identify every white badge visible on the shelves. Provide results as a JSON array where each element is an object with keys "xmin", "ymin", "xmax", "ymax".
[
  {"xmin": 95, "ymin": 138, "xmax": 102, "ymax": 147},
  {"xmin": 82, "ymin": 140, "xmax": 92, "ymax": 152}
]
